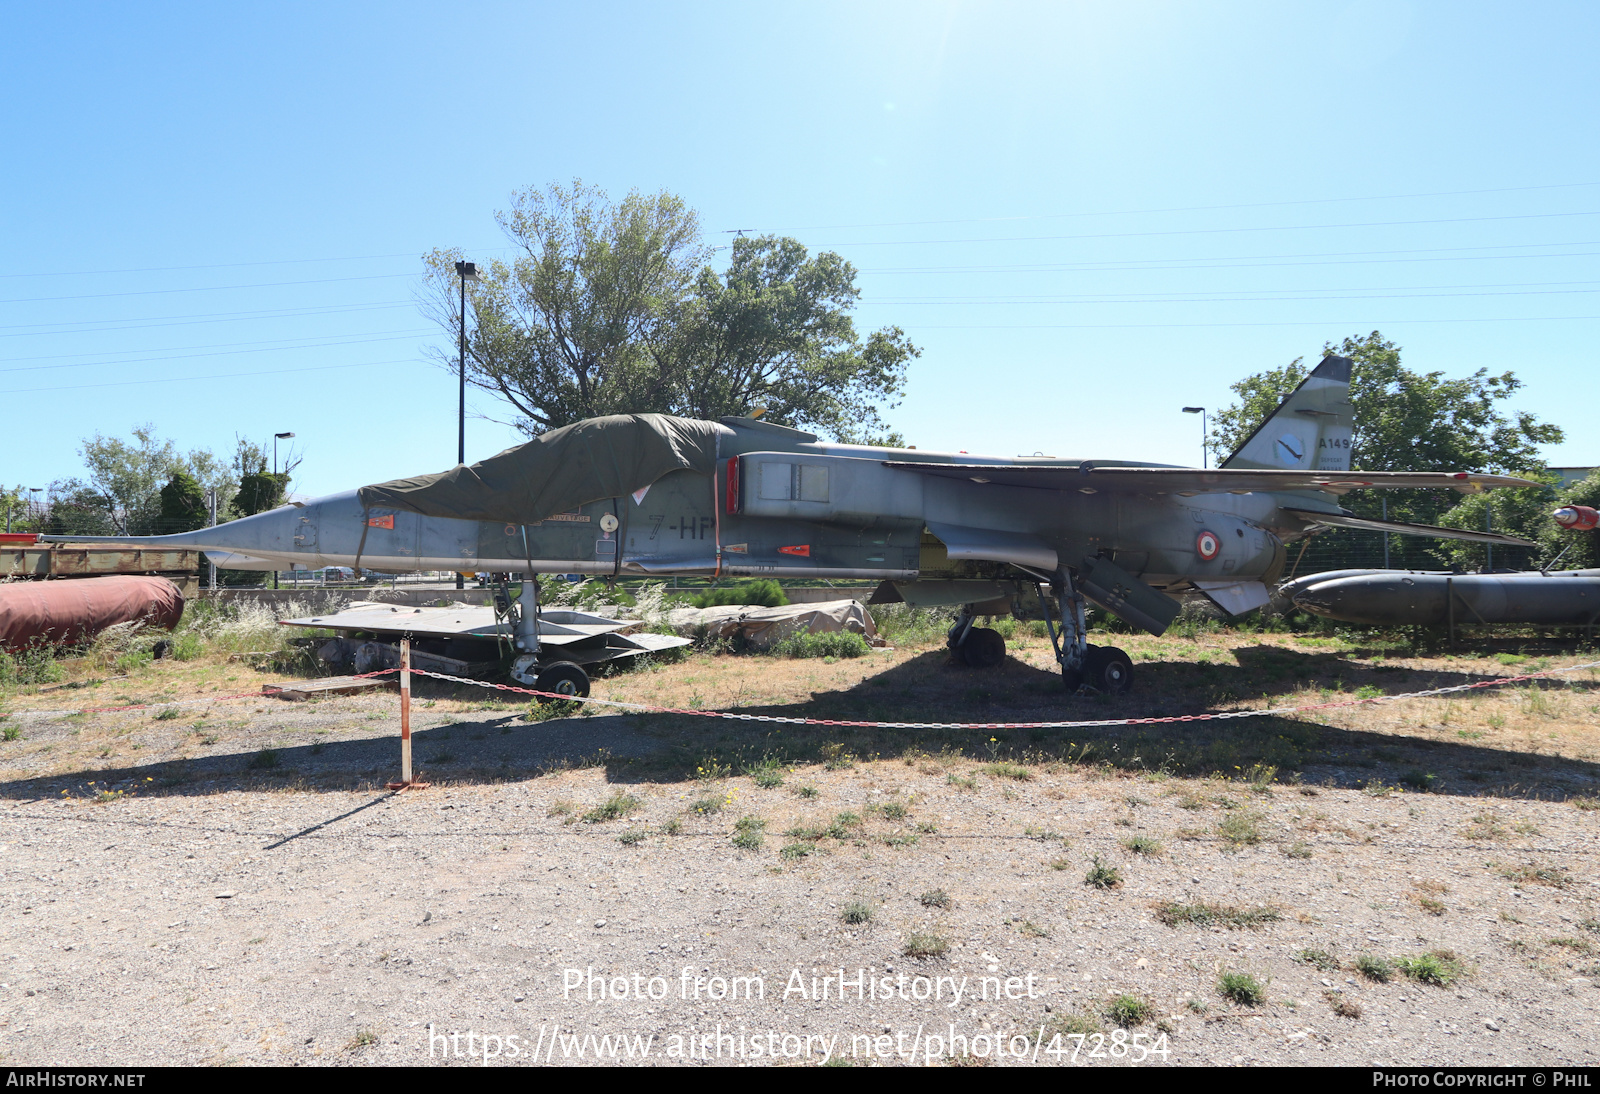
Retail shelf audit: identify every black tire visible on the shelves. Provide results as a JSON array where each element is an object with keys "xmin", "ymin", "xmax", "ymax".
[
  {"xmin": 534, "ymin": 661, "xmax": 590, "ymax": 699},
  {"xmin": 1084, "ymin": 646, "xmax": 1134, "ymax": 694},
  {"xmin": 958, "ymin": 627, "xmax": 1006, "ymax": 668}
]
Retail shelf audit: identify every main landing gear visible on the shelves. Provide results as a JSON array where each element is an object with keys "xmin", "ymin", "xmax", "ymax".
[
  {"xmin": 497, "ymin": 575, "xmax": 593, "ymax": 700},
  {"xmin": 948, "ymin": 568, "xmax": 1135, "ymax": 694}
]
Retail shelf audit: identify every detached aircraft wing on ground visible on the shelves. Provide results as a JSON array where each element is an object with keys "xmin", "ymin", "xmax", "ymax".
[{"xmin": 44, "ymin": 355, "xmax": 1538, "ymax": 694}]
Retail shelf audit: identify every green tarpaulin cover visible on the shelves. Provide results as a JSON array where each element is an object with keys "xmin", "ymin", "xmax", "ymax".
[{"xmin": 359, "ymin": 414, "xmax": 727, "ymax": 524}]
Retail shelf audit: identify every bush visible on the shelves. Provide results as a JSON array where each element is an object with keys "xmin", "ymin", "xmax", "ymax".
[
  {"xmin": 0, "ymin": 643, "xmax": 66, "ymax": 687},
  {"xmin": 871, "ymin": 603, "xmax": 954, "ymax": 646},
  {"xmin": 769, "ymin": 631, "xmax": 870, "ymax": 659},
  {"xmin": 1218, "ymin": 971, "xmax": 1266, "ymax": 1006},
  {"xmin": 692, "ymin": 581, "xmax": 788, "ymax": 609},
  {"xmin": 1396, "ymin": 950, "xmax": 1465, "ymax": 987},
  {"xmin": 1084, "ymin": 856, "xmax": 1122, "ymax": 890},
  {"xmin": 1104, "ymin": 995, "xmax": 1154, "ymax": 1027}
]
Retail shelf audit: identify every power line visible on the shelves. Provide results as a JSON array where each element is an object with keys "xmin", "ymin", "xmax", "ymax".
[
  {"xmin": 858, "ymin": 239, "xmax": 1600, "ymax": 275},
  {"xmin": 0, "ymin": 244, "xmax": 515, "ymax": 280},
  {"xmin": 0, "ymin": 356, "xmax": 422, "ymax": 396},
  {"xmin": 901, "ymin": 313, "xmax": 1600, "ymax": 331},
  {"xmin": 0, "ymin": 301, "xmax": 416, "ymax": 338},
  {"xmin": 0, "ymin": 272, "xmax": 420, "ymax": 306},
  {"xmin": 813, "ymin": 209, "xmax": 1600, "ymax": 250},
  {"xmin": 0, "ymin": 251, "xmax": 420, "ymax": 280},
  {"xmin": 0, "ymin": 330, "xmax": 435, "ymax": 374},
  {"xmin": 862, "ymin": 284, "xmax": 1600, "ymax": 307},
  {"xmin": 764, "ymin": 181, "xmax": 1600, "ymax": 233}
]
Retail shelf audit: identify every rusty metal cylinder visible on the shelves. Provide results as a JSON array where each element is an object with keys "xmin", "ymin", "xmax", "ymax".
[{"xmin": 0, "ymin": 576, "xmax": 184, "ymax": 651}]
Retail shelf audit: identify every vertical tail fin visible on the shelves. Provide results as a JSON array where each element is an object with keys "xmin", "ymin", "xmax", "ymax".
[{"xmin": 1221, "ymin": 354, "xmax": 1353, "ymax": 471}]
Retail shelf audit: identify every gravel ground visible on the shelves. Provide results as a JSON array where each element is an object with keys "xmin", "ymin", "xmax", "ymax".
[{"xmin": 2, "ymin": 699, "xmax": 1598, "ymax": 1067}]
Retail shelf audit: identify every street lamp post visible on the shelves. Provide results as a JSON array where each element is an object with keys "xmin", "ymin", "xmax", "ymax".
[
  {"xmin": 454, "ymin": 261, "xmax": 481, "ymax": 591},
  {"xmin": 1181, "ymin": 407, "xmax": 1207, "ymax": 469},
  {"xmin": 273, "ymin": 432, "xmax": 294, "ymax": 589}
]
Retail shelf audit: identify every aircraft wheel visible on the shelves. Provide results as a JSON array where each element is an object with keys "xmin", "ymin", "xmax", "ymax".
[
  {"xmin": 1084, "ymin": 646, "xmax": 1134, "ymax": 694},
  {"xmin": 534, "ymin": 661, "xmax": 590, "ymax": 700},
  {"xmin": 959, "ymin": 627, "xmax": 1006, "ymax": 668}
]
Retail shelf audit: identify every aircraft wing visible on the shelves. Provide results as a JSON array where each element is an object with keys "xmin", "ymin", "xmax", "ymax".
[
  {"xmin": 883, "ymin": 463, "xmax": 1540, "ymax": 496},
  {"xmin": 1277, "ymin": 507, "xmax": 1538, "ymax": 546}
]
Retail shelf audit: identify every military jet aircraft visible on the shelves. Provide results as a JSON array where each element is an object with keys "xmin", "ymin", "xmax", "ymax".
[{"xmin": 43, "ymin": 354, "xmax": 1538, "ymax": 695}]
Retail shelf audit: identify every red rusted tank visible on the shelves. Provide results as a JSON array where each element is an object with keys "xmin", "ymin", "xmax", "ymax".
[{"xmin": 0, "ymin": 576, "xmax": 184, "ymax": 651}]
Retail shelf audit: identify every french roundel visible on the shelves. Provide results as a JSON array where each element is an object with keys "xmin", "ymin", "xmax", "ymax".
[{"xmin": 1196, "ymin": 530, "xmax": 1221, "ymax": 560}]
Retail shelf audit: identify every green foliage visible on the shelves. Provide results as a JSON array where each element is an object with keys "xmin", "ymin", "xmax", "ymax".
[
  {"xmin": 1540, "ymin": 470, "xmax": 1600, "ymax": 570},
  {"xmin": 1434, "ymin": 473, "xmax": 1562, "ymax": 570},
  {"xmin": 158, "ymin": 470, "xmax": 209, "ymax": 533},
  {"xmin": 1208, "ymin": 332, "xmax": 1563, "ymax": 527},
  {"xmin": 423, "ymin": 181, "xmax": 918, "ymax": 441},
  {"xmin": 1355, "ymin": 954, "xmax": 1393, "ymax": 982},
  {"xmin": 1155, "ymin": 902, "xmax": 1281, "ymax": 929},
  {"xmin": 233, "ymin": 469, "xmax": 287, "ymax": 518},
  {"xmin": 1395, "ymin": 946, "xmax": 1465, "ymax": 985},
  {"xmin": 841, "ymin": 901, "xmax": 873, "ymax": 925},
  {"xmin": 691, "ymin": 580, "xmax": 789, "ymax": 608},
  {"xmin": 0, "ymin": 643, "xmax": 67, "ymax": 687},
  {"xmin": 769, "ymin": 631, "xmax": 870, "ymax": 659},
  {"xmin": 919, "ymin": 888, "xmax": 951, "ymax": 909},
  {"xmin": 78, "ymin": 425, "xmax": 246, "ymax": 534},
  {"xmin": 668, "ymin": 235, "xmax": 918, "ymax": 443},
  {"xmin": 582, "ymin": 792, "xmax": 642, "ymax": 823},
  {"xmin": 1084, "ymin": 856, "xmax": 1122, "ymax": 890},
  {"xmin": 1104, "ymin": 995, "xmax": 1154, "ymax": 1027},
  {"xmin": 869, "ymin": 603, "xmax": 955, "ymax": 646},
  {"xmin": 1217, "ymin": 971, "xmax": 1266, "ymax": 1006},
  {"xmin": 731, "ymin": 816, "xmax": 766, "ymax": 851},
  {"xmin": 39, "ymin": 480, "xmax": 118, "ymax": 536},
  {"xmin": 1295, "ymin": 949, "xmax": 1340, "ymax": 972},
  {"xmin": 1217, "ymin": 809, "xmax": 1265, "ymax": 849},
  {"xmin": 902, "ymin": 932, "xmax": 949, "ymax": 958}
]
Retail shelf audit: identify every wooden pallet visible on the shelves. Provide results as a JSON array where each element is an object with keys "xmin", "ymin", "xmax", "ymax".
[{"xmin": 261, "ymin": 676, "xmax": 398, "ymax": 701}]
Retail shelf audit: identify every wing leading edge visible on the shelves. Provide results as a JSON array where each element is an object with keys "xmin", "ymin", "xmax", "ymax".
[{"xmin": 883, "ymin": 463, "xmax": 1540, "ymax": 497}]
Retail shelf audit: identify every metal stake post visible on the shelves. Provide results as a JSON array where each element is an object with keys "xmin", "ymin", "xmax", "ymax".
[{"xmin": 387, "ymin": 639, "xmax": 427, "ymax": 790}]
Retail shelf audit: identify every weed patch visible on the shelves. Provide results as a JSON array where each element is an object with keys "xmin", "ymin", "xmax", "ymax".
[
  {"xmin": 1156, "ymin": 902, "xmax": 1280, "ymax": 930},
  {"xmin": 1084, "ymin": 856, "xmax": 1122, "ymax": 890},
  {"xmin": 1217, "ymin": 971, "xmax": 1266, "ymax": 1007},
  {"xmin": 583, "ymin": 793, "xmax": 643, "ymax": 824}
]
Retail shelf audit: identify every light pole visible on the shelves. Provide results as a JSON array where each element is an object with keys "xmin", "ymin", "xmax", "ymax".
[
  {"xmin": 273, "ymin": 432, "xmax": 294, "ymax": 589},
  {"xmin": 205, "ymin": 488, "xmax": 218, "ymax": 590},
  {"xmin": 454, "ymin": 260, "xmax": 481, "ymax": 591},
  {"xmin": 1182, "ymin": 407, "xmax": 1207, "ymax": 469}
]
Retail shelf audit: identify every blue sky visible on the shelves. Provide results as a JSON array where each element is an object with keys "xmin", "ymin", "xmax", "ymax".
[{"xmin": 3, "ymin": 1, "xmax": 1597, "ymax": 498}]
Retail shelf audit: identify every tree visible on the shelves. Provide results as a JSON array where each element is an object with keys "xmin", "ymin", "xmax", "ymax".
[
  {"xmin": 1542, "ymin": 471, "xmax": 1600, "ymax": 571},
  {"xmin": 660, "ymin": 235, "xmax": 917, "ymax": 442},
  {"xmin": 40, "ymin": 480, "xmax": 118, "ymax": 536},
  {"xmin": 233, "ymin": 468, "xmax": 286, "ymax": 517},
  {"xmin": 422, "ymin": 180, "xmax": 711, "ymax": 435},
  {"xmin": 79, "ymin": 425, "xmax": 237, "ymax": 534},
  {"xmin": 422, "ymin": 180, "xmax": 919, "ymax": 441},
  {"xmin": 1209, "ymin": 332, "xmax": 1564, "ymax": 527},
  {"xmin": 158, "ymin": 470, "xmax": 209, "ymax": 533}
]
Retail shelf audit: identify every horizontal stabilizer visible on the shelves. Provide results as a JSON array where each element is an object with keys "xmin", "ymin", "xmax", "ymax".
[
  {"xmin": 1193, "ymin": 579, "xmax": 1273, "ymax": 617},
  {"xmin": 1279, "ymin": 507, "xmax": 1537, "ymax": 546}
]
